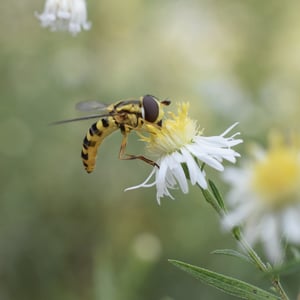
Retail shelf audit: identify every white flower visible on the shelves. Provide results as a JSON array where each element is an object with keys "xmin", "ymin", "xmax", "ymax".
[
  {"xmin": 35, "ymin": 0, "xmax": 91, "ymax": 35},
  {"xmin": 125, "ymin": 103, "xmax": 242, "ymax": 204},
  {"xmin": 223, "ymin": 133, "xmax": 300, "ymax": 263}
]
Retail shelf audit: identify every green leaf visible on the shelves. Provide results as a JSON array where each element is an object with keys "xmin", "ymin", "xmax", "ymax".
[
  {"xmin": 200, "ymin": 187, "xmax": 223, "ymax": 216},
  {"xmin": 208, "ymin": 179, "xmax": 226, "ymax": 211},
  {"xmin": 169, "ymin": 259, "xmax": 280, "ymax": 300},
  {"xmin": 212, "ymin": 249, "xmax": 252, "ymax": 264}
]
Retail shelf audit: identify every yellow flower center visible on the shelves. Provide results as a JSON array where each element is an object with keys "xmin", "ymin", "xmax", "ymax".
[
  {"xmin": 252, "ymin": 144, "xmax": 300, "ymax": 209},
  {"xmin": 139, "ymin": 103, "xmax": 199, "ymax": 156}
]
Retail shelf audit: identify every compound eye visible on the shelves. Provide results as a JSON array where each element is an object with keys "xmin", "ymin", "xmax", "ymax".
[{"xmin": 142, "ymin": 95, "xmax": 159, "ymax": 123}]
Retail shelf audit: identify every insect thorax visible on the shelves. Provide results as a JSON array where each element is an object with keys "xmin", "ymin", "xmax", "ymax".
[
  {"xmin": 113, "ymin": 111, "xmax": 141, "ymax": 129},
  {"xmin": 112, "ymin": 100, "xmax": 143, "ymax": 128}
]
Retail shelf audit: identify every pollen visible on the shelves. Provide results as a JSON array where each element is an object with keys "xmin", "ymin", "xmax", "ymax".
[
  {"xmin": 251, "ymin": 135, "xmax": 300, "ymax": 208},
  {"xmin": 140, "ymin": 103, "xmax": 199, "ymax": 156}
]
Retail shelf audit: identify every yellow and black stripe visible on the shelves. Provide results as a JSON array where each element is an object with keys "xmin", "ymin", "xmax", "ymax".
[{"xmin": 81, "ymin": 117, "xmax": 118, "ymax": 173}]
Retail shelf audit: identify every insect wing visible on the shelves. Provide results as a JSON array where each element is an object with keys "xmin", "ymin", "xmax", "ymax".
[
  {"xmin": 75, "ymin": 100, "xmax": 109, "ymax": 112},
  {"xmin": 50, "ymin": 101, "xmax": 114, "ymax": 125},
  {"xmin": 50, "ymin": 114, "xmax": 112, "ymax": 125}
]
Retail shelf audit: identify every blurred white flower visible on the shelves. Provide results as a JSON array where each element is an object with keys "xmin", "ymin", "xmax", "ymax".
[
  {"xmin": 223, "ymin": 133, "xmax": 300, "ymax": 263},
  {"xmin": 126, "ymin": 103, "xmax": 242, "ymax": 204},
  {"xmin": 36, "ymin": 0, "xmax": 91, "ymax": 35}
]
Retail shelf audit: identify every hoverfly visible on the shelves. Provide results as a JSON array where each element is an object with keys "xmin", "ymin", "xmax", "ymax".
[{"xmin": 52, "ymin": 95, "xmax": 171, "ymax": 173}]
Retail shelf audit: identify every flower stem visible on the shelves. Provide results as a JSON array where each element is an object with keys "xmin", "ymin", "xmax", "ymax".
[
  {"xmin": 199, "ymin": 183, "xmax": 290, "ymax": 300},
  {"xmin": 232, "ymin": 227, "xmax": 268, "ymax": 272},
  {"xmin": 232, "ymin": 227, "xmax": 289, "ymax": 300}
]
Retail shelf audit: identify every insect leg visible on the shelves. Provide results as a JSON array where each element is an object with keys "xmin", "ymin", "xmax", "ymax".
[{"xmin": 119, "ymin": 126, "xmax": 159, "ymax": 168}]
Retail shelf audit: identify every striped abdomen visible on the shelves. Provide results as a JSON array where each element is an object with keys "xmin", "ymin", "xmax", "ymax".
[{"xmin": 81, "ymin": 117, "xmax": 118, "ymax": 173}]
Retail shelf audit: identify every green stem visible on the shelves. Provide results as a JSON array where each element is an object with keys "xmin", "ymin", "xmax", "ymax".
[
  {"xmin": 271, "ymin": 277, "xmax": 290, "ymax": 300},
  {"xmin": 232, "ymin": 227, "xmax": 268, "ymax": 272},
  {"xmin": 199, "ymin": 184, "xmax": 290, "ymax": 300},
  {"xmin": 232, "ymin": 227, "xmax": 289, "ymax": 300}
]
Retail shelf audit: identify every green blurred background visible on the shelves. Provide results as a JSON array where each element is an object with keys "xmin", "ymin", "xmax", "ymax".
[{"xmin": 1, "ymin": 0, "xmax": 300, "ymax": 299}]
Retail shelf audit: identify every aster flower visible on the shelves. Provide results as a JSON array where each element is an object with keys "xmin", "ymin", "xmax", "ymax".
[
  {"xmin": 36, "ymin": 0, "xmax": 91, "ymax": 35},
  {"xmin": 223, "ymin": 132, "xmax": 300, "ymax": 263},
  {"xmin": 125, "ymin": 103, "xmax": 242, "ymax": 204}
]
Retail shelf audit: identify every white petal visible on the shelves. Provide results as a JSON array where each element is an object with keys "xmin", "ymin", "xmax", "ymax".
[
  {"xmin": 220, "ymin": 122, "xmax": 239, "ymax": 136},
  {"xmin": 178, "ymin": 148, "xmax": 197, "ymax": 185},
  {"xmin": 170, "ymin": 161, "xmax": 188, "ymax": 194},
  {"xmin": 260, "ymin": 214, "xmax": 283, "ymax": 263},
  {"xmin": 186, "ymin": 144, "xmax": 224, "ymax": 170},
  {"xmin": 243, "ymin": 215, "xmax": 263, "ymax": 246},
  {"xmin": 156, "ymin": 157, "xmax": 170, "ymax": 192},
  {"xmin": 125, "ymin": 168, "xmax": 156, "ymax": 191},
  {"xmin": 282, "ymin": 207, "xmax": 300, "ymax": 243},
  {"xmin": 36, "ymin": 0, "xmax": 90, "ymax": 35},
  {"xmin": 223, "ymin": 201, "xmax": 255, "ymax": 229}
]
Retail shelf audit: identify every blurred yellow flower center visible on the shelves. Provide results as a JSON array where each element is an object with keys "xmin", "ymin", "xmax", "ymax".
[
  {"xmin": 140, "ymin": 103, "xmax": 199, "ymax": 156},
  {"xmin": 252, "ymin": 146, "xmax": 300, "ymax": 208}
]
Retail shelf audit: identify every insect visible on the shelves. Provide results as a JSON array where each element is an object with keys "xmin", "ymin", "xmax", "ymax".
[{"xmin": 52, "ymin": 95, "xmax": 171, "ymax": 173}]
